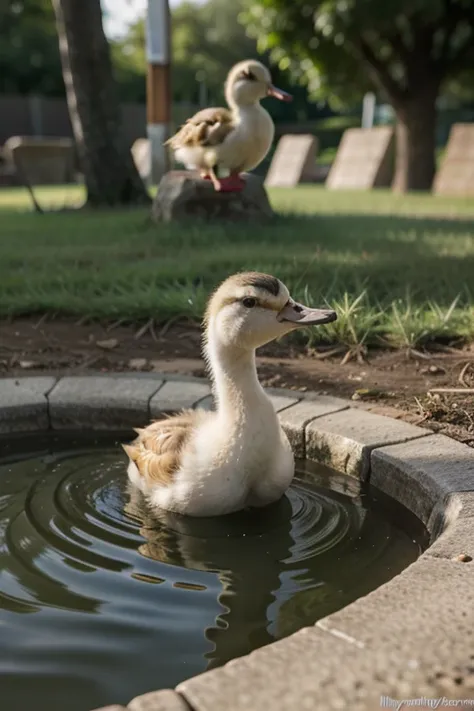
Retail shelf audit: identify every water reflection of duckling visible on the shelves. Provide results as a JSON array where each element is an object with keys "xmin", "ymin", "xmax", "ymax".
[{"xmin": 124, "ymin": 482, "xmax": 295, "ymax": 669}]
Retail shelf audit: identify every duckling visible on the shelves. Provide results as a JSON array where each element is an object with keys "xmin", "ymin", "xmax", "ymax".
[
  {"xmin": 165, "ymin": 60, "xmax": 292, "ymax": 192},
  {"xmin": 123, "ymin": 272, "xmax": 337, "ymax": 517}
]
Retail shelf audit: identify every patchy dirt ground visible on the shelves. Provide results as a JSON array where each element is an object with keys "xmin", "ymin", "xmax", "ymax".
[{"xmin": 1, "ymin": 317, "xmax": 473, "ymax": 448}]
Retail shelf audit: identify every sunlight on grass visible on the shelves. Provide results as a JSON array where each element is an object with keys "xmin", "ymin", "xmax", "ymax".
[
  {"xmin": 269, "ymin": 185, "xmax": 474, "ymax": 218},
  {"xmin": 0, "ymin": 183, "xmax": 473, "ymax": 348},
  {"xmin": 0, "ymin": 184, "xmax": 85, "ymax": 211}
]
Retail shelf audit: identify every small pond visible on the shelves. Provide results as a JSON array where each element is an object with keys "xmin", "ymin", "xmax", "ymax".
[{"xmin": 0, "ymin": 432, "xmax": 427, "ymax": 711}]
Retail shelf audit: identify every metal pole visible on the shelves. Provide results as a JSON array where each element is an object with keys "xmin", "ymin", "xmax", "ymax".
[
  {"xmin": 361, "ymin": 92, "xmax": 376, "ymax": 129},
  {"xmin": 146, "ymin": 0, "xmax": 171, "ymax": 184}
]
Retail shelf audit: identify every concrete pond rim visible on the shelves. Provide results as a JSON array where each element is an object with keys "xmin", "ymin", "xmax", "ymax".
[{"xmin": 0, "ymin": 373, "xmax": 473, "ymax": 711}]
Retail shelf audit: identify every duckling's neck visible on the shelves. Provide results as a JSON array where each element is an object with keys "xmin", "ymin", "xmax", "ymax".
[
  {"xmin": 233, "ymin": 102, "xmax": 267, "ymax": 124},
  {"xmin": 227, "ymin": 92, "xmax": 263, "ymax": 114},
  {"xmin": 205, "ymin": 336, "xmax": 270, "ymax": 422}
]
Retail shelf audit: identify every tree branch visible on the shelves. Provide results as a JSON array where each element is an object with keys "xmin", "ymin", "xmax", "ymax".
[
  {"xmin": 356, "ymin": 37, "xmax": 406, "ymax": 103},
  {"xmin": 444, "ymin": 30, "xmax": 474, "ymax": 74},
  {"xmin": 435, "ymin": 0, "xmax": 474, "ymax": 67},
  {"xmin": 386, "ymin": 33, "xmax": 411, "ymax": 65}
]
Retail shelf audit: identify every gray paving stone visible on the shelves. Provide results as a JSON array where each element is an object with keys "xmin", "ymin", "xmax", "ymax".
[
  {"xmin": 0, "ymin": 376, "xmax": 56, "ymax": 433},
  {"xmin": 48, "ymin": 376, "xmax": 163, "ymax": 430},
  {"xmin": 178, "ymin": 626, "xmax": 342, "ymax": 711},
  {"xmin": 128, "ymin": 372, "xmax": 204, "ymax": 384},
  {"xmin": 195, "ymin": 393, "xmax": 214, "ymax": 411},
  {"xmin": 178, "ymin": 558, "xmax": 474, "ymax": 711},
  {"xmin": 194, "ymin": 391, "xmax": 299, "ymax": 414},
  {"xmin": 430, "ymin": 490, "xmax": 474, "ymax": 540},
  {"xmin": 4, "ymin": 375, "xmax": 474, "ymax": 711},
  {"xmin": 371, "ymin": 434, "xmax": 474, "ymax": 527},
  {"xmin": 149, "ymin": 380, "xmax": 211, "ymax": 415},
  {"xmin": 267, "ymin": 392, "xmax": 299, "ymax": 412},
  {"xmin": 128, "ymin": 690, "xmax": 191, "ymax": 711},
  {"xmin": 444, "ymin": 490, "xmax": 474, "ymax": 519},
  {"xmin": 315, "ymin": 556, "xmax": 474, "ymax": 658},
  {"xmin": 423, "ymin": 490, "xmax": 474, "ymax": 561},
  {"xmin": 426, "ymin": 516, "xmax": 474, "ymax": 562},
  {"xmin": 278, "ymin": 397, "xmax": 349, "ymax": 458},
  {"xmin": 306, "ymin": 408, "xmax": 429, "ymax": 480}
]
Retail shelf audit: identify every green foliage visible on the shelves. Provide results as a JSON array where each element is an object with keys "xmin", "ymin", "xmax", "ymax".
[
  {"xmin": 241, "ymin": 0, "xmax": 474, "ymax": 107},
  {"xmin": 110, "ymin": 17, "xmax": 147, "ymax": 102},
  {"xmin": 384, "ymin": 294, "xmax": 472, "ymax": 349},
  {"xmin": 173, "ymin": 0, "xmax": 257, "ymax": 103},
  {"xmin": 112, "ymin": 0, "xmax": 257, "ymax": 105},
  {"xmin": 0, "ymin": 0, "xmax": 329, "ymax": 123},
  {"xmin": 111, "ymin": 0, "xmax": 310, "ymax": 117},
  {"xmin": 0, "ymin": 0, "xmax": 63, "ymax": 95}
]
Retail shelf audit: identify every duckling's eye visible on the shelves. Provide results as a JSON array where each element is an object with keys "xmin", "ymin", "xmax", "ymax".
[
  {"xmin": 241, "ymin": 71, "xmax": 257, "ymax": 82},
  {"xmin": 242, "ymin": 297, "xmax": 257, "ymax": 308}
]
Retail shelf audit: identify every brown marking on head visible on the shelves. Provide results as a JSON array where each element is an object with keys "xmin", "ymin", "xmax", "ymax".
[
  {"xmin": 225, "ymin": 60, "xmax": 272, "ymax": 94},
  {"xmin": 225, "ymin": 60, "xmax": 273, "ymax": 108},
  {"xmin": 232, "ymin": 271, "xmax": 280, "ymax": 296},
  {"xmin": 203, "ymin": 271, "xmax": 287, "ymax": 326}
]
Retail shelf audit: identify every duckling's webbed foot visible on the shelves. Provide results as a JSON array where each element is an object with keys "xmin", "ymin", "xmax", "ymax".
[
  {"xmin": 202, "ymin": 167, "xmax": 245, "ymax": 192},
  {"xmin": 217, "ymin": 173, "xmax": 245, "ymax": 192}
]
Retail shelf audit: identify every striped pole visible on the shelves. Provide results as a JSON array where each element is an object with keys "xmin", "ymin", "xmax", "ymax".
[{"xmin": 146, "ymin": 0, "xmax": 171, "ymax": 184}]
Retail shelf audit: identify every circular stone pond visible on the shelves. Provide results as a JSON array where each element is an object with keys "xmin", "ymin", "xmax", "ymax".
[{"xmin": 0, "ymin": 431, "xmax": 427, "ymax": 711}]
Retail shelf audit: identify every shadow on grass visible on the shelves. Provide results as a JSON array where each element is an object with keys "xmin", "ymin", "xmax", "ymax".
[
  {"xmin": 193, "ymin": 211, "xmax": 474, "ymax": 306},
  {"xmin": 0, "ymin": 208, "xmax": 473, "ymax": 319}
]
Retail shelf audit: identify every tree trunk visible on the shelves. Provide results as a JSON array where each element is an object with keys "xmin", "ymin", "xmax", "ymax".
[
  {"xmin": 392, "ymin": 85, "xmax": 439, "ymax": 192},
  {"xmin": 52, "ymin": 0, "xmax": 150, "ymax": 207}
]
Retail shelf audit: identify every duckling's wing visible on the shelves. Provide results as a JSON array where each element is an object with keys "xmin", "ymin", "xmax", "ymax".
[
  {"xmin": 166, "ymin": 107, "xmax": 234, "ymax": 149},
  {"xmin": 123, "ymin": 410, "xmax": 204, "ymax": 488}
]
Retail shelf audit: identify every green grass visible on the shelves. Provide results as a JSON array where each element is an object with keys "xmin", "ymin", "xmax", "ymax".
[
  {"xmin": 0, "ymin": 184, "xmax": 473, "ymax": 350},
  {"xmin": 0, "ymin": 184, "xmax": 85, "ymax": 211}
]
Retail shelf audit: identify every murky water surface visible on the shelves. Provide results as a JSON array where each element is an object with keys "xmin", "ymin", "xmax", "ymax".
[{"xmin": 0, "ymin": 432, "xmax": 426, "ymax": 711}]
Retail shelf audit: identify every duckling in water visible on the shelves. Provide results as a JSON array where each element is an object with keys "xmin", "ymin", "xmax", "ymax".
[
  {"xmin": 123, "ymin": 272, "xmax": 336, "ymax": 517},
  {"xmin": 166, "ymin": 60, "xmax": 292, "ymax": 192}
]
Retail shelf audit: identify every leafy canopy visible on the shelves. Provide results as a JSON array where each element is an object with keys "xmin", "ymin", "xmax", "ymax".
[
  {"xmin": 0, "ymin": 0, "xmax": 63, "ymax": 95},
  {"xmin": 241, "ymin": 0, "xmax": 474, "ymax": 107},
  {"xmin": 112, "ymin": 0, "xmax": 313, "ymax": 118}
]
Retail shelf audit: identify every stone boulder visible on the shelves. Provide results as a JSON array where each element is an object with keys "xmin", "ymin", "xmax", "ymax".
[{"xmin": 152, "ymin": 170, "xmax": 275, "ymax": 223}]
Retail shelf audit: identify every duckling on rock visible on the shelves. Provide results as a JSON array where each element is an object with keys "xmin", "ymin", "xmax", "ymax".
[
  {"xmin": 123, "ymin": 272, "xmax": 337, "ymax": 517},
  {"xmin": 165, "ymin": 60, "xmax": 292, "ymax": 192}
]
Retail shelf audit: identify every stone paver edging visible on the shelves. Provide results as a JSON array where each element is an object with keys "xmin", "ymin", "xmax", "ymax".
[{"xmin": 1, "ymin": 373, "xmax": 473, "ymax": 711}]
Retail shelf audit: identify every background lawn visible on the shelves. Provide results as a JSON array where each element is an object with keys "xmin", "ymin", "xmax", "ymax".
[{"xmin": 0, "ymin": 184, "xmax": 473, "ymax": 350}]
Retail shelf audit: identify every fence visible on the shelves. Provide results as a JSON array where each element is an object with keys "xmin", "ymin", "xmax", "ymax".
[
  {"xmin": 0, "ymin": 94, "xmax": 201, "ymax": 148},
  {"xmin": 1, "ymin": 93, "xmax": 472, "ymax": 175}
]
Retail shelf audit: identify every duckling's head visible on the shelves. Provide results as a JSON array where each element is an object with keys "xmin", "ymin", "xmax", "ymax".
[
  {"xmin": 204, "ymin": 272, "xmax": 337, "ymax": 352},
  {"xmin": 225, "ymin": 60, "xmax": 292, "ymax": 108}
]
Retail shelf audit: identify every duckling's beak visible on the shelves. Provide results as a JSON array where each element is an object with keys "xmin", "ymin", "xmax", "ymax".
[
  {"xmin": 267, "ymin": 85, "xmax": 293, "ymax": 102},
  {"xmin": 277, "ymin": 302, "xmax": 337, "ymax": 326}
]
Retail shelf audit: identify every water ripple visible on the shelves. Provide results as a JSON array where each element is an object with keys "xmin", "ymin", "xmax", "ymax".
[{"xmin": 0, "ymin": 433, "xmax": 423, "ymax": 711}]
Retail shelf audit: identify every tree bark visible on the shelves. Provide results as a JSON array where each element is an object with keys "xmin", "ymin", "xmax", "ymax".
[
  {"xmin": 52, "ymin": 0, "xmax": 150, "ymax": 207},
  {"xmin": 392, "ymin": 84, "xmax": 439, "ymax": 192}
]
